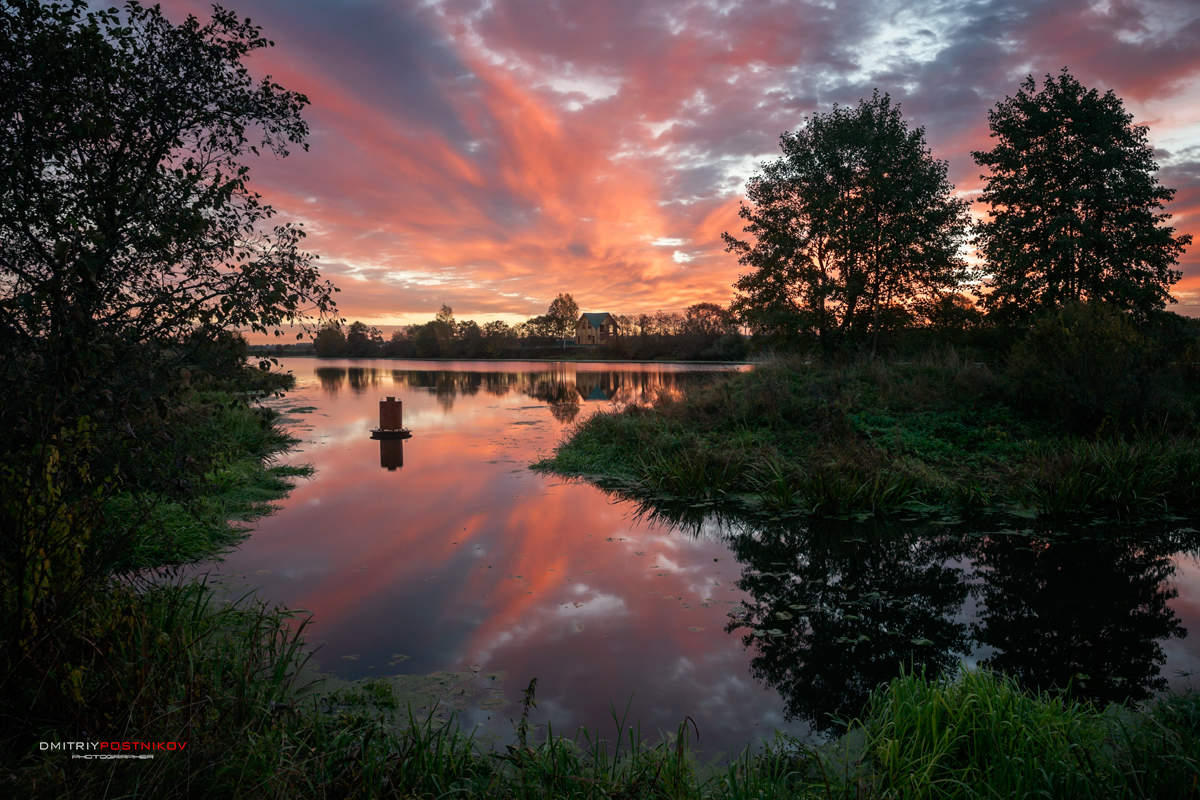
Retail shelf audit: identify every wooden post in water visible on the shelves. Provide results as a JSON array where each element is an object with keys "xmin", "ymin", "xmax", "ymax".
[
  {"xmin": 371, "ymin": 395, "xmax": 412, "ymax": 448},
  {"xmin": 379, "ymin": 396, "xmax": 403, "ymax": 430}
]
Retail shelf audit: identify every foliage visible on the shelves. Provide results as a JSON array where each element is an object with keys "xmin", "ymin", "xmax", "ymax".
[
  {"xmin": 726, "ymin": 92, "xmax": 973, "ymax": 350},
  {"xmin": 683, "ymin": 303, "xmax": 737, "ymax": 337},
  {"xmin": 346, "ymin": 320, "xmax": 383, "ymax": 357},
  {"xmin": 547, "ymin": 292, "xmax": 580, "ymax": 341},
  {"xmin": 314, "ymin": 321, "xmax": 347, "ymax": 357},
  {"xmin": 0, "ymin": 0, "xmax": 336, "ymax": 390},
  {"xmin": 973, "ymin": 69, "xmax": 1191, "ymax": 321},
  {"xmin": 1005, "ymin": 302, "xmax": 1152, "ymax": 431}
]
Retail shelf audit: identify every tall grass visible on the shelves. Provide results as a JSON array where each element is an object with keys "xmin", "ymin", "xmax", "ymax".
[
  {"xmin": 13, "ymin": 606, "xmax": 1200, "ymax": 800},
  {"xmin": 1023, "ymin": 437, "xmax": 1200, "ymax": 517},
  {"xmin": 837, "ymin": 669, "xmax": 1200, "ymax": 799}
]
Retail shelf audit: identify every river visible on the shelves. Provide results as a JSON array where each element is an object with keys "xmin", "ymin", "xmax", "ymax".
[{"xmin": 199, "ymin": 357, "xmax": 1200, "ymax": 756}]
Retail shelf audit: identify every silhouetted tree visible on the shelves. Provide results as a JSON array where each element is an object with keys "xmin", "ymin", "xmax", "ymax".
[
  {"xmin": 313, "ymin": 322, "xmax": 347, "ymax": 357},
  {"xmin": 345, "ymin": 321, "xmax": 382, "ymax": 356},
  {"xmin": 683, "ymin": 303, "xmax": 735, "ymax": 336},
  {"xmin": 726, "ymin": 92, "xmax": 972, "ymax": 350},
  {"xmin": 547, "ymin": 293, "xmax": 579, "ymax": 347},
  {"xmin": 0, "ymin": 0, "xmax": 337, "ymax": 421},
  {"xmin": 457, "ymin": 319, "xmax": 483, "ymax": 356},
  {"xmin": 973, "ymin": 70, "xmax": 1191, "ymax": 321}
]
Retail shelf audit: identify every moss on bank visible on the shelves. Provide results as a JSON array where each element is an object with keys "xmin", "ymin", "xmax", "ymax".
[{"xmin": 535, "ymin": 354, "xmax": 1200, "ymax": 519}]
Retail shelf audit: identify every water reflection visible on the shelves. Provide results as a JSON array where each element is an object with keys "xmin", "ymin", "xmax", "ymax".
[
  {"xmin": 972, "ymin": 527, "xmax": 1189, "ymax": 704},
  {"xmin": 215, "ymin": 359, "xmax": 1200, "ymax": 754},
  {"xmin": 648, "ymin": 505, "xmax": 1200, "ymax": 730},
  {"xmin": 379, "ymin": 438, "xmax": 405, "ymax": 471},
  {"xmin": 724, "ymin": 518, "xmax": 969, "ymax": 730},
  {"xmin": 311, "ymin": 364, "xmax": 708, "ymax": 412}
]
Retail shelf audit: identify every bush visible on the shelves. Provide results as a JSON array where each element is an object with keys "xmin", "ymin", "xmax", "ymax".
[{"xmin": 1006, "ymin": 302, "xmax": 1151, "ymax": 432}]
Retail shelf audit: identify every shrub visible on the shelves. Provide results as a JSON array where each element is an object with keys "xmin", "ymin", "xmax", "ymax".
[{"xmin": 1006, "ymin": 302, "xmax": 1150, "ymax": 432}]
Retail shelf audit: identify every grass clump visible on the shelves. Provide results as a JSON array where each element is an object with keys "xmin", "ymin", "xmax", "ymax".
[{"xmin": 830, "ymin": 669, "xmax": 1200, "ymax": 799}]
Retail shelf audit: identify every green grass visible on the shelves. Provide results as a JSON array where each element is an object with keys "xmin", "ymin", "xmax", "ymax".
[
  {"xmin": 97, "ymin": 394, "xmax": 312, "ymax": 569},
  {"xmin": 831, "ymin": 669, "xmax": 1200, "ymax": 798},
  {"xmin": 10, "ymin": 589, "xmax": 1199, "ymax": 800},
  {"xmin": 535, "ymin": 354, "xmax": 1200, "ymax": 519}
]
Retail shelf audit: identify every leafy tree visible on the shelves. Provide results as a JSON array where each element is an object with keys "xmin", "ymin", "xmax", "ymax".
[
  {"xmin": 652, "ymin": 310, "xmax": 683, "ymax": 336},
  {"xmin": 482, "ymin": 320, "xmax": 512, "ymax": 338},
  {"xmin": 0, "ymin": 0, "xmax": 337, "ymax": 416},
  {"xmin": 682, "ymin": 303, "xmax": 735, "ymax": 336},
  {"xmin": 384, "ymin": 328, "xmax": 410, "ymax": 357},
  {"xmin": 546, "ymin": 293, "xmax": 579, "ymax": 346},
  {"xmin": 436, "ymin": 304, "xmax": 455, "ymax": 329},
  {"xmin": 313, "ymin": 322, "xmax": 347, "ymax": 357},
  {"xmin": 345, "ymin": 321, "xmax": 382, "ymax": 357},
  {"xmin": 973, "ymin": 70, "xmax": 1191, "ymax": 320},
  {"xmin": 726, "ymin": 92, "xmax": 972, "ymax": 350},
  {"xmin": 457, "ymin": 319, "xmax": 482, "ymax": 355},
  {"xmin": 522, "ymin": 314, "xmax": 554, "ymax": 339}
]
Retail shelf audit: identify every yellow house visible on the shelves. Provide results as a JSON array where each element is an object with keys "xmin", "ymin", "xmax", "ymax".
[{"xmin": 576, "ymin": 312, "xmax": 618, "ymax": 345}]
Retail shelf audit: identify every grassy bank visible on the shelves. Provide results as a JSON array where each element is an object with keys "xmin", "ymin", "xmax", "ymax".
[
  {"xmin": 10, "ymin": 612, "xmax": 1200, "ymax": 800},
  {"xmin": 0, "ymin": 378, "xmax": 317, "ymax": 797},
  {"xmin": 535, "ymin": 352, "xmax": 1200, "ymax": 519},
  {"xmin": 97, "ymin": 392, "xmax": 313, "ymax": 570}
]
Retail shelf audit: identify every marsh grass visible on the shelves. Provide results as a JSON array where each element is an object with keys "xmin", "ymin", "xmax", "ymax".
[
  {"xmin": 1023, "ymin": 437, "xmax": 1200, "ymax": 517},
  {"xmin": 837, "ymin": 669, "xmax": 1200, "ymax": 799},
  {"xmin": 12, "ymin": 600, "xmax": 1200, "ymax": 800},
  {"xmin": 536, "ymin": 354, "xmax": 1200, "ymax": 520}
]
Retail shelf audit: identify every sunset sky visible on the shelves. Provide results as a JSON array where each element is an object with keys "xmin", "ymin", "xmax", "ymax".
[{"xmin": 157, "ymin": 0, "xmax": 1200, "ymax": 329}]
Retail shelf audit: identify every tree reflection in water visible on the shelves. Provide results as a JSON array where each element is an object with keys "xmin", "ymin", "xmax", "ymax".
[
  {"xmin": 310, "ymin": 365, "xmax": 713, "ymax": 414},
  {"xmin": 970, "ymin": 525, "xmax": 1195, "ymax": 704},
  {"xmin": 639, "ymin": 503, "xmax": 1200, "ymax": 732},
  {"xmin": 724, "ymin": 517, "xmax": 969, "ymax": 731}
]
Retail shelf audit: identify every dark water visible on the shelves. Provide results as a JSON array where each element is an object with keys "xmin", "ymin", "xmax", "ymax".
[{"xmin": 202, "ymin": 358, "xmax": 1200, "ymax": 755}]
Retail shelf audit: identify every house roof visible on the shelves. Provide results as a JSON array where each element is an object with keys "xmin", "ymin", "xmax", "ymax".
[{"xmin": 579, "ymin": 312, "xmax": 614, "ymax": 328}]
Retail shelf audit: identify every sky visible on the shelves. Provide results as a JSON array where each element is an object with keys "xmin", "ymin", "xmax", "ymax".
[{"xmin": 155, "ymin": 0, "xmax": 1200, "ymax": 328}]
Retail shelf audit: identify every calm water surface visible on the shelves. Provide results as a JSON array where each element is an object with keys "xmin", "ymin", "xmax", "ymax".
[{"xmin": 203, "ymin": 358, "xmax": 1200, "ymax": 755}]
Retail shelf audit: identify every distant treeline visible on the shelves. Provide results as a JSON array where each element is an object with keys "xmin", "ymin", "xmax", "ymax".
[{"xmin": 268, "ymin": 301, "xmax": 751, "ymax": 361}]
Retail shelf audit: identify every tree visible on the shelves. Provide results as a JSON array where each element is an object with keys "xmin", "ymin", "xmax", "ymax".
[
  {"xmin": 521, "ymin": 315, "xmax": 554, "ymax": 339},
  {"xmin": 345, "ymin": 321, "xmax": 382, "ymax": 357},
  {"xmin": 313, "ymin": 322, "xmax": 347, "ymax": 357},
  {"xmin": 436, "ymin": 304, "xmax": 455, "ymax": 329},
  {"xmin": 726, "ymin": 92, "xmax": 973, "ymax": 350},
  {"xmin": 482, "ymin": 320, "xmax": 512, "ymax": 338},
  {"xmin": 682, "ymin": 303, "xmax": 734, "ymax": 336},
  {"xmin": 546, "ymin": 293, "xmax": 579, "ymax": 347},
  {"xmin": 457, "ymin": 319, "xmax": 482, "ymax": 355},
  {"xmin": 973, "ymin": 70, "xmax": 1191, "ymax": 321},
  {"xmin": 0, "ymin": 1, "xmax": 337, "ymax": 430}
]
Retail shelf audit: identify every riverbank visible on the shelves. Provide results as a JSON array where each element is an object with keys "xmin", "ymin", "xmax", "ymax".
[{"xmin": 535, "ymin": 352, "xmax": 1200, "ymax": 519}]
